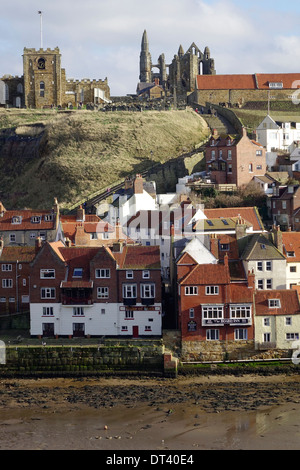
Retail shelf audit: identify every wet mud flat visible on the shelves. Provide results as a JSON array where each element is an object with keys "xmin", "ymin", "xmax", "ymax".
[{"xmin": 0, "ymin": 374, "xmax": 299, "ymax": 450}]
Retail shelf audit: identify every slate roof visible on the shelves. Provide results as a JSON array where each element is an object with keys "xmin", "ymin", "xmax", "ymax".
[
  {"xmin": 0, "ymin": 246, "xmax": 36, "ymax": 263},
  {"xmin": 239, "ymin": 233, "xmax": 285, "ymax": 261}
]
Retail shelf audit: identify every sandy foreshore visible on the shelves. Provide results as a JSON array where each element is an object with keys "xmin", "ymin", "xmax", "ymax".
[{"xmin": 0, "ymin": 373, "xmax": 299, "ymax": 450}]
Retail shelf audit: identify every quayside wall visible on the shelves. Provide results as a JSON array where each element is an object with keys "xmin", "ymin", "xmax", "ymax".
[{"xmin": 0, "ymin": 341, "xmax": 179, "ymax": 377}]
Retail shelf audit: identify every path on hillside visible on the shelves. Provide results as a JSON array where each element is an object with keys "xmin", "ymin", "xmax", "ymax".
[{"xmin": 202, "ymin": 113, "xmax": 237, "ymax": 135}]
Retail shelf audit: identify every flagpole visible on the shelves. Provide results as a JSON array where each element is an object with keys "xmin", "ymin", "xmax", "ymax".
[{"xmin": 38, "ymin": 11, "xmax": 43, "ymax": 49}]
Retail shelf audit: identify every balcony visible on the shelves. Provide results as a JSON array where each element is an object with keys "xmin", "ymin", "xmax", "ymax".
[
  {"xmin": 123, "ymin": 297, "xmax": 137, "ymax": 306},
  {"xmin": 61, "ymin": 294, "xmax": 93, "ymax": 306},
  {"xmin": 141, "ymin": 297, "xmax": 155, "ymax": 306}
]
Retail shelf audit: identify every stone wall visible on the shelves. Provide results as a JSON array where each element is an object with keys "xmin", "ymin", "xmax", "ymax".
[
  {"xmin": 1, "ymin": 341, "xmax": 165, "ymax": 375},
  {"xmin": 181, "ymin": 340, "xmax": 257, "ymax": 362}
]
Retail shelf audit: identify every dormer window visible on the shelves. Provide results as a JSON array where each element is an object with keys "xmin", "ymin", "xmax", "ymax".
[
  {"xmin": 44, "ymin": 214, "xmax": 53, "ymax": 222},
  {"xmin": 287, "ymin": 251, "xmax": 295, "ymax": 257},
  {"xmin": 268, "ymin": 299, "xmax": 281, "ymax": 308},
  {"xmin": 211, "ymin": 139, "xmax": 215, "ymax": 147},
  {"xmin": 73, "ymin": 268, "xmax": 83, "ymax": 278},
  {"xmin": 31, "ymin": 216, "xmax": 41, "ymax": 224},
  {"xmin": 12, "ymin": 216, "xmax": 22, "ymax": 224}
]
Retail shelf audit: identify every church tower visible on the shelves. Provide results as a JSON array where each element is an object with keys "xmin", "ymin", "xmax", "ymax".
[
  {"xmin": 139, "ymin": 30, "xmax": 152, "ymax": 83},
  {"xmin": 23, "ymin": 47, "xmax": 65, "ymax": 108}
]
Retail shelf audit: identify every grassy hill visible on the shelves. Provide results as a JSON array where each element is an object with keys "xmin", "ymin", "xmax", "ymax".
[
  {"xmin": 0, "ymin": 108, "xmax": 209, "ymax": 211},
  {"xmin": 234, "ymin": 108, "xmax": 300, "ymax": 132}
]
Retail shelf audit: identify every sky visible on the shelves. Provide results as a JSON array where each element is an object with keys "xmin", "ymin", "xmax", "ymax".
[{"xmin": 1, "ymin": 0, "xmax": 300, "ymax": 96}]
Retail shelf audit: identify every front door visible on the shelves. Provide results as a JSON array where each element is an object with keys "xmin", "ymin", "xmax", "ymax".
[
  {"xmin": 132, "ymin": 326, "xmax": 139, "ymax": 338},
  {"xmin": 42, "ymin": 323, "xmax": 54, "ymax": 337}
]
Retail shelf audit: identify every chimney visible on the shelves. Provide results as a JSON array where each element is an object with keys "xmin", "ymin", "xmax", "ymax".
[
  {"xmin": 212, "ymin": 129, "xmax": 218, "ymax": 138},
  {"xmin": 235, "ymin": 217, "xmax": 247, "ymax": 240},
  {"xmin": 273, "ymin": 224, "xmax": 283, "ymax": 253},
  {"xmin": 53, "ymin": 197, "xmax": 60, "ymax": 229},
  {"xmin": 242, "ymin": 127, "xmax": 247, "ymax": 137},
  {"xmin": 224, "ymin": 252, "xmax": 229, "ymax": 267},
  {"xmin": 0, "ymin": 238, "xmax": 4, "ymax": 255},
  {"xmin": 210, "ymin": 234, "xmax": 219, "ymax": 259},
  {"xmin": 35, "ymin": 236, "xmax": 42, "ymax": 254},
  {"xmin": 65, "ymin": 238, "xmax": 72, "ymax": 247},
  {"xmin": 124, "ymin": 177, "xmax": 133, "ymax": 191},
  {"xmin": 76, "ymin": 205, "xmax": 85, "ymax": 222},
  {"xmin": 112, "ymin": 241, "xmax": 122, "ymax": 253},
  {"xmin": 0, "ymin": 202, "xmax": 6, "ymax": 217},
  {"xmin": 133, "ymin": 174, "xmax": 144, "ymax": 194},
  {"xmin": 248, "ymin": 269, "xmax": 255, "ymax": 289}
]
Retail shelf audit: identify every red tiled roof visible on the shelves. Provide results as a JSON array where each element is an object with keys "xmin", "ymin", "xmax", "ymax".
[
  {"xmin": 0, "ymin": 210, "xmax": 56, "ymax": 231},
  {"xmin": 282, "ymin": 232, "xmax": 300, "ymax": 262},
  {"xmin": 255, "ymin": 290, "xmax": 300, "ymax": 316},
  {"xmin": 204, "ymin": 207, "xmax": 264, "ymax": 232},
  {"xmin": 197, "ymin": 73, "xmax": 300, "ymax": 90},
  {"xmin": 180, "ymin": 262, "xmax": 230, "ymax": 285},
  {"xmin": 114, "ymin": 245, "xmax": 161, "ymax": 269},
  {"xmin": 229, "ymin": 283, "xmax": 253, "ymax": 303}
]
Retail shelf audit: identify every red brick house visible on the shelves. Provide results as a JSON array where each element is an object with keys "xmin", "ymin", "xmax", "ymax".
[
  {"xmin": 29, "ymin": 241, "xmax": 162, "ymax": 338},
  {"xmin": 0, "ymin": 239, "xmax": 36, "ymax": 314},
  {"xmin": 205, "ymin": 128, "xmax": 266, "ymax": 188},
  {"xmin": 177, "ymin": 253, "xmax": 255, "ymax": 359},
  {"xmin": 269, "ymin": 185, "xmax": 300, "ymax": 230}
]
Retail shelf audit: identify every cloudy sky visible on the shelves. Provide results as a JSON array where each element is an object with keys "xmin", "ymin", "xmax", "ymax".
[{"xmin": 1, "ymin": 0, "xmax": 300, "ymax": 96}]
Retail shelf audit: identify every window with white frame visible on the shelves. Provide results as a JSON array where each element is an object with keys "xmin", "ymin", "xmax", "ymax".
[
  {"xmin": 257, "ymin": 261, "xmax": 263, "ymax": 271},
  {"xmin": 205, "ymin": 286, "xmax": 219, "ymax": 295},
  {"xmin": 126, "ymin": 270, "xmax": 134, "ymax": 279},
  {"xmin": 257, "ymin": 279, "xmax": 264, "ymax": 290},
  {"xmin": 263, "ymin": 318, "xmax": 270, "ymax": 326},
  {"xmin": 31, "ymin": 216, "xmax": 41, "ymax": 224},
  {"xmin": 185, "ymin": 286, "xmax": 198, "ymax": 296},
  {"xmin": 12, "ymin": 216, "xmax": 22, "ymax": 224},
  {"xmin": 95, "ymin": 268, "xmax": 110, "ymax": 278},
  {"xmin": 206, "ymin": 329, "xmax": 219, "ymax": 340},
  {"xmin": 264, "ymin": 332, "xmax": 271, "ymax": 342},
  {"xmin": 121, "ymin": 326, "xmax": 128, "ymax": 332},
  {"xmin": 189, "ymin": 308, "xmax": 195, "ymax": 319},
  {"xmin": 202, "ymin": 305, "xmax": 224, "ymax": 320},
  {"xmin": 235, "ymin": 329, "xmax": 248, "ymax": 340},
  {"xmin": 266, "ymin": 261, "xmax": 272, "ymax": 271},
  {"xmin": 73, "ymin": 268, "xmax": 83, "ymax": 278},
  {"xmin": 268, "ymin": 299, "xmax": 281, "ymax": 308},
  {"xmin": 145, "ymin": 325, "xmax": 152, "ymax": 331},
  {"xmin": 40, "ymin": 269, "xmax": 55, "ymax": 279},
  {"xmin": 43, "ymin": 307, "xmax": 54, "ymax": 316},
  {"xmin": 286, "ymin": 333, "xmax": 299, "ymax": 341},
  {"xmin": 142, "ymin": 270, "xmax": 150, "ymax": 279},
  {"xmin": 2, "ymin": 279, "xmax": 12, "ymax": 288},
  {"xmin": 41, "ymin": 287, "xmax": 55, "ymax": 299},
  {"xmin": 9, "ymin": 234, "xmax": 16, "ymax": 243},
  {"xmin": 1, "ymin": 264, "xmax": 12, "ymax": 272},
  {"xmin": 141, "ymin": 283, "xmax": 155, "ymax": 298},
  {"xmin": 285, "ymin": 317, "xmax": 292, "ymax": 326},
  {"xmin": 266, "ymin": 279, "xmax": 272, "ymax": 289},
  {"xmin": 97, "ymin": 287, "xmax": 109, "ymax": 299},
  {"xmin": 123, "ymin": 284, "xmax": 137, "ymax": 298},
  {"xmin": 230, "ymin": 305, "xmax": 251, "ymax": 319}
]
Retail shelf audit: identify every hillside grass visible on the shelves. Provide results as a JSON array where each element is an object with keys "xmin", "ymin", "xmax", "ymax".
[
  {"xmin": 0, "ymin": 108, "xmax": 210, "ymax": 210},
  {"xmin": 234, "ymin": 108, "xmax": 300, "ymax": 132}
]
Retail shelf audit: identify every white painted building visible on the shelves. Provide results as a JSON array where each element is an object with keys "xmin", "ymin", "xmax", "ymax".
[{"xmin": 256, "ymin": 115, "xmax": 300, "ymax": 153}]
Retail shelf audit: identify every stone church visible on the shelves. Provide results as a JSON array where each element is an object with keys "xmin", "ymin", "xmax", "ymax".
[
  {"xmin": 137, "ymin": 30, "xmax": 216, "ymax": 99},
  {"xmin": 1, "ymin": 47, "xmax": 110, "ymax": 109}
]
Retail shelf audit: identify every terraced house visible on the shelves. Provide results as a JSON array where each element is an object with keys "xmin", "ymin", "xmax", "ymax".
[
  {"xmin": 29, "ymin": 241, "xmax": 162, "ymax": 338},
  {"xmin": 0, "ymin": 198, "xmax": 62, "ymax": 246}
]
